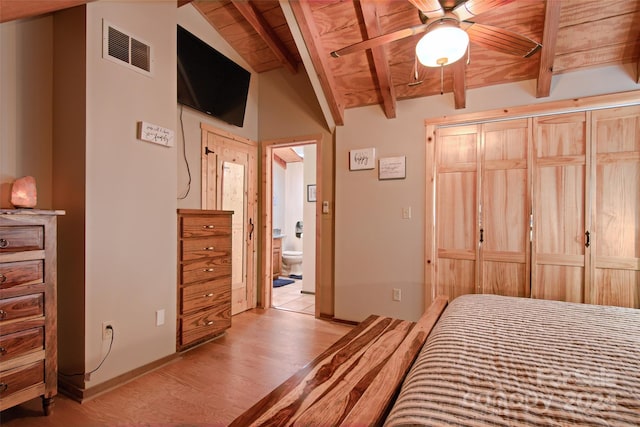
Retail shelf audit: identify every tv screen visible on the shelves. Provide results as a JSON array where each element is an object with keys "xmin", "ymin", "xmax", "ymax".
[{"xmin": 177, "ymin": 25, "xmax": 250, "ymax": 127}]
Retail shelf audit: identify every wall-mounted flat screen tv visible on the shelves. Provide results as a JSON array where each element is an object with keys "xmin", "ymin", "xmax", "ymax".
[{"xmin": 177, "ymin": 25, "xmax": 250, "ymax": 127}]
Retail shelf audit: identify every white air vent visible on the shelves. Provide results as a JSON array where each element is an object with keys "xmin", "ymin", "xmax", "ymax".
[{"xmin": 102, "ymin": 20, "xmax": 152, "ymax": 76}]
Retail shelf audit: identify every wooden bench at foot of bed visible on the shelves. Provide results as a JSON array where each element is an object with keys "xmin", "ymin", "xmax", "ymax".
[{"xmin": 229, "ymin": 297, "xmax": 448, "ymax": 427}]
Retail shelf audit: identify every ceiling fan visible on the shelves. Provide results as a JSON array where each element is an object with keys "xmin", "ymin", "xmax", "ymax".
[{"xmin": 330, "ymin": 0, "xmax": 541, "ymax": 68}]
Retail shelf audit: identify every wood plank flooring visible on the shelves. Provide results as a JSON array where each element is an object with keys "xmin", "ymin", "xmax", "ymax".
[{"xmin": 0, "ymin": 308, "xmax": 353, "ymax": 426}]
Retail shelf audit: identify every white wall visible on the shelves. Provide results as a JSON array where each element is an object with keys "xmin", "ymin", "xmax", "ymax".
[
  {"xmin": 284, "ymin": 162, "xmax": 304, "ymax": 252},
  {"xmin": 335, "ymin": 64, "xmax": 640, "ymax": 322},
  {"xmin": 82, "ymin": 1, "xmax": 178, "ymax": 385},
  {"xmin": 302, "ymin": 145, "xmax": 316, "ymax": 293},
  {"xmin": 0, "ymin": 17, "xmax": 54, "ymax": 208}
]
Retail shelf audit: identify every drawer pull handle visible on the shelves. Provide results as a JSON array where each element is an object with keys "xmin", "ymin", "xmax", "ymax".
[
  {"xmin": 203, "ymin": 225, "xmax": 215, "ymax": 229},
  {"xmin": 0, "ymin": 383, "xmax": 7, "ymax": 393},
  {"xmin": 0, "ymin": 239, "xmax": 7, "ymax": 248},
  {"xmin": 203, "ymin": 268, "xmax": 215, "ymax": 272},
  {"xmin": 204, "ymin": 247, "xmax": 214, "ymax": 251},
  {"xmin": 203, "ymin": 293, "xmax": 214, "ymax": 297},
  {"xmin": 0, "ymin": 274, "xmax": 5, "ymax": 283},
  {"xmin": 0, "ymin": 346, "xmax": 6, "ymax": 355},
  {"xmin": 206, "ymin": 321, "xmax": 214, "ymax": 326},
  {"xmin": 0, "ymin": 310, "xmax": 6, "ymax": 320}
]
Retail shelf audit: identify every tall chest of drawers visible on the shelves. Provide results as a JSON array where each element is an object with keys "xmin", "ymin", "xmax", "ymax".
[
  {"xmin": 0, "ymin": 209, "xmax": 63, "ymax": 415},
  {"xmin": 177, "ymin": 209, "xmax": 232, "ymax": 351}
]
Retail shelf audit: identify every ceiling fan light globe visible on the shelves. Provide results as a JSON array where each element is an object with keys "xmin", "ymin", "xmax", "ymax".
[{"xmin": 415, "ymin": 26, "xmax": 469, "ymax": 67}]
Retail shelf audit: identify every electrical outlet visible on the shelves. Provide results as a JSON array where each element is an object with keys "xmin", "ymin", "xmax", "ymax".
[
  {"xmin": 393, "ymin": 288, "xmax": 401, "ymax": 301},
  {"xmin": 102, "ymin": 321, "xmax": 114, "ymax": 341},
  {"xmin": 402, "ymin": 207, "xmax": 412, "ymax": 219}
]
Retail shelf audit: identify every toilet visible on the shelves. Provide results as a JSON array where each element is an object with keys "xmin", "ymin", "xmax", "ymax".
[{"xmin": 282, "ymin": 250, "xmax": 303, "ymax": 276}]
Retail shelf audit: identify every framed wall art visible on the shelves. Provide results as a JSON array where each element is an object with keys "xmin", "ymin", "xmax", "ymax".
[{"xmin": 379, "ymin": 156, "xmax": 406, "ymax": 180}]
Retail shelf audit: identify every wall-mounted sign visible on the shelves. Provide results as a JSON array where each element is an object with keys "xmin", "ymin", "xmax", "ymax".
[
  {"xmin": 379, "ymin": 156, "xmax": 406, "ymax": 180},
  {"xmin": 137, "ymin": 121, "xmax": 174, "ymax": 147},
  {"xmin": 349, "ymin": 147, "xmax": 375, "ymax": 170}
]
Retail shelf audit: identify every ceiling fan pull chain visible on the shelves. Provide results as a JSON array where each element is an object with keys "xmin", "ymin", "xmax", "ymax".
[{"xmin": 440, "ymin": 64, "xmax": 444, "ymax": 95}]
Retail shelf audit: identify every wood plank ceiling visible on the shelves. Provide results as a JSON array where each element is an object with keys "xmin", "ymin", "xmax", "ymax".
[
  {"xmin": 3, "ymin": 0, "xmax": 638, "ymax": 126},
  {"xmin": 192, "ymin": 0, "xmax": 640, "ymax": 125}
]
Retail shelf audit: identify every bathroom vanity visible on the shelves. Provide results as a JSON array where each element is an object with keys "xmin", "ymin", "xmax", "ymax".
[{"xmin": 272, "ymin": 236, "xmax": 283, "ymax": 278}]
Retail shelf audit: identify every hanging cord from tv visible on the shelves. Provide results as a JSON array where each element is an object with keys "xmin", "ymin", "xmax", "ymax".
[
  {"xmin": 178, "ymin": 104, "xmax": 192, "ymax": 200},
  {"xmin": 59, "ymin": 325, "xmax": 114, "ymax": 378}
]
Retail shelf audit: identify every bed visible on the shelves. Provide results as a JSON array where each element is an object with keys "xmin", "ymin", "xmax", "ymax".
[{"xmin": 231, "ymin": 294, "xmax": 640, "ymax": 426}]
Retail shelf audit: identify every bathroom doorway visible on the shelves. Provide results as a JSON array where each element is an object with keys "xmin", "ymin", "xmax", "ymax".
[
  {"xmin": 271, "ymin": 144, "xmax": 316, "ymax": 314},
  {"xmin": 260, "ymin": 135, "xmax": 323, "ymax": 317}
]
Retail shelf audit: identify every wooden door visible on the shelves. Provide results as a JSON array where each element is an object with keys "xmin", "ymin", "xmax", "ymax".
[
  {"xmin": 202, "ymin": 125, "xmax": 257, "ymax": 315},
  {"xmin": 480, "ymin": 119, "xmax": 531, "ymax": 297},
  {"xmin": 532, "ymin": 112, "xmax": 588, "ymax": 303},
  {"xmin": 435, "ymin": 125, "xmax": 479, "ymax": 301},
  {"xmin": 590, "ymin": 106, "xmax": 640, "ymax": 308}
]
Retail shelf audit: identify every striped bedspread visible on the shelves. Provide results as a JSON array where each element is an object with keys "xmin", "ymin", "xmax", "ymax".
[{"xmin": 384, "ymin": 294, "xmax": 640, "ymax": 426}]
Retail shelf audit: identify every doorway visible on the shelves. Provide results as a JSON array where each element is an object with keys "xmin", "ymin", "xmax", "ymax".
[
  {"xmin": 261, "ymin": 135, "xmax": 323, "ymax": 317},
  {"xmin": 271, "ymin": 144, "xmax": 316, "ymax": 314}
]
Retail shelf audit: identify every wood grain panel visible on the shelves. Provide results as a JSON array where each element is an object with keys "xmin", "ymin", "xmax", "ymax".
[
  {"xmin": 591, "ymin": 105, "xmax": 640, "ymax": 308},
  {"xmin": 480, "ymin": 120, "xmax": 530, "ymax": 297},
  {"xmin": 0, "ymin": 260, "xmax": 43, "ymax": 290},
  {"xmin": 532, "ymin": 113, "xmax": 587, "ymax": 302},
  {"xmin": 532, "ymin": 264, "xmax": 585, "ymax": 303},
  {"xmin": 436, "ymin": 259, "xmax": 476, "ymax": 301}
]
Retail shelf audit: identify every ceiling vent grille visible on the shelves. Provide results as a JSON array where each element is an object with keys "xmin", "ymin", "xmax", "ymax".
[{"xmin": 103, "ymin": 21, "xmax": 152, "ymax": 76}]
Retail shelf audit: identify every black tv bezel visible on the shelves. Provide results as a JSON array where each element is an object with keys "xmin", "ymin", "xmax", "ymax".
[{"xmin": 177, "ymin": 25, "xmax": 251, "ymax": 128}]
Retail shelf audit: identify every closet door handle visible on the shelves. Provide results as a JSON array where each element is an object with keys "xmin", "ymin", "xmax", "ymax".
[
  {"xmin": 585, "ymin": 231, "xmax": 591, "ymax": 248},
  {"xmin": 479, "ymin": 228, "xmax": 484, "ymax": 243},
  {"xmin": 249, "ymin": 218, "xmax": 254, "ymax": 240}
]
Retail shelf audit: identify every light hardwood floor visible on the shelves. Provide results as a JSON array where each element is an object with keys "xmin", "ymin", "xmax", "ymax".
[{"xmin": 1, "ymin": 308, "xmax": 353, "ymax": 426}]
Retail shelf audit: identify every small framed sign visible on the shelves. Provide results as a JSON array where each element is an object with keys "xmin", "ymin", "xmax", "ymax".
[
  {"xmin": 379, "ymin": 156, "xmax": 406, "ymax": 180},
  {"xmin": 349, "ymin": 148, "xmax": 375, "ymax": 170},
  {"xmin": 307, "ymin": 184, "xmax": 317, "ymax": 202}
]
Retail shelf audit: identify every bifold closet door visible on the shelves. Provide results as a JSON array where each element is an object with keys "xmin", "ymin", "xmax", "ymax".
[
  {"xmin": 480, "ymin": 120, "xmax": 530, "ymax": 297},
  {"xmin": 435, "ymin": 125, "xmax": 479, "ymax": 301},
  {"xmin": 434, "ymin": 120, "xmax": 530, "ymax": 301},
  {"xmin": 532, "ymin": 112, "xmax": 588, "ymax": 303},
  {"xmin": 590, "ymin": 106, "xmax": 640, "ymax": 308}
]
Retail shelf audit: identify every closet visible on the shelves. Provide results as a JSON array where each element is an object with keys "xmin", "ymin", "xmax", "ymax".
[{"xmin": 427, "ymin": 102, "xmax": 639, "ymax": 309}]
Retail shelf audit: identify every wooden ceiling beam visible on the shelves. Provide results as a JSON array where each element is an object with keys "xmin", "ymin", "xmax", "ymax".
[
  {"xmin": 452, "ymin": 55, "xmax": 467, "ymax": 109},
  {"xmin": 0, "ymin": 0, "xmax": 89, "ymax": 23},
  {"xmin": 231, "ymin": 0, "xmax": 298, "ymax": 74},
  {"xmin": 290, "ymin": 0, "xmax": 345, "ymax": 126},
  {"xmin": 177, "ymin": 0, "xmax": 193, "ymax": 7},
  {"xmin": 360, "ymin": 0, "xmax": 396, "ymax": 119},
  {"xmin": 536, "ymin": 0, "xmax": 561, "ymax": 98}
]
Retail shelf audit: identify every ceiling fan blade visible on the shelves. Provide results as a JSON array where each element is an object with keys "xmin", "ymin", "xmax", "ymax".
[
  {"xmin": 330, "ymin": 23, "xmax": 429, "ymax": 58},
  {"xmin": 453, "ymin": 0, "xmax": 516, "ymax": 21},
  {"xmin": 407, "ymin": 0, "xmax": 444, "ymax": 19},
  {"xmin": 465, "ymin": 23, "xmax": 541, "ymax": 58}
]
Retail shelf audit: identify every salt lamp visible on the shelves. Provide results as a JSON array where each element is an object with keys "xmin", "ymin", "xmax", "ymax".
[{"xmin": 11, "ymin": 176, "xmax": 37, "ymax": 208}]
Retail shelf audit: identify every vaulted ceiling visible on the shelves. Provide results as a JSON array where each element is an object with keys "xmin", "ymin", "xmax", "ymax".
[
  {"xmin": 189, "ymin": 0, "xmax": 640, "ymax": 125},
  {"xmin": 4, "ymin": 0, "xmax": 639, "ymax": 126}
]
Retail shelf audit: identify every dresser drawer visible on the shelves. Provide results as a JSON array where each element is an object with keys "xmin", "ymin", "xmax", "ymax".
[
  {"xmin": 0, "ymin": 360, "xmax": 44, "ymax": 400},
  {"xmin": 0, "ymin": 261, "xmax": 44, "ymax": 290},
  {"xmin": 0, "ymin": 294, "xmax": 44, "ymax": 322},
  {"xmin": 0, "ymin": 227, "xmax": 44, "ymax": 252},
  {"xmin": 181, "ymin": 237, "xmax": 232, "ymax": 262},
  {"xmin": 181, "ymin": 216, "xmax": 231, "ymax": 239},
  {"xmin": 180, "ymin": 302, "xmax": 231, "ymax": 347},
  {"xmin": 181, "ymin": 257, "xmax": 231, "ymax": 285},
  {"xmin": 181, "ymin": 278, "xmax": 230, "ymax": 313},
  {"xmin": 0, "ymin": 327, "xmax": 43, "ymax": 363}
]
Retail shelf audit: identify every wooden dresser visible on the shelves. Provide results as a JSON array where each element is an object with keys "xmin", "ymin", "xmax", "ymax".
[
  {"xmin": 177, "ymin": 209, "xmax": 232, "ymax": 351},
  {"xmin": 0, "ymin": 209, "xmax": 63, "ymax": 415}
]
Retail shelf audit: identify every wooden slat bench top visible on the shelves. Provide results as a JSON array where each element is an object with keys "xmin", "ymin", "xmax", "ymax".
[{"xmin": 230, "ymin": 297, "xmax": 448, "ymax": 426}]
